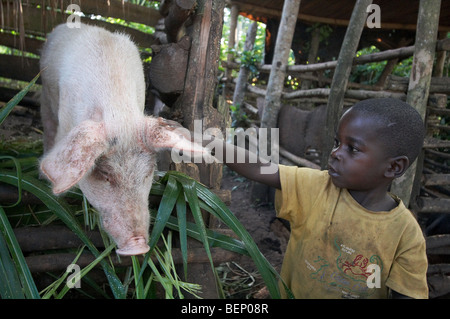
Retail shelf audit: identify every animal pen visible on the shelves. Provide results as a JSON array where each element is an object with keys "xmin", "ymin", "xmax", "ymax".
[
  {"xmin": 0, "ymin": 0, "xmax": 449, "ymax": 299},
  {"xmin": 223, "ymin": 0, "xmax": 450, "ymax": 298}
]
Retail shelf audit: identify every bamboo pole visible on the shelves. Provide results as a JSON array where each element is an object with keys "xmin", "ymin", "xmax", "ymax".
[
  {"xmin": 390, "ymin": 0, "xmax": 441, "ymax": 207},
  {"xmin": 320, "ymin": 0, "xmax": 373, "ymax": 168}
]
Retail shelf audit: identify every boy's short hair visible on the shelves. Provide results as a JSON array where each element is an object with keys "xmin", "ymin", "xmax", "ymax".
[{"xmin": 350, "ymin": 98, "xmax": 425, "ymax": 166}]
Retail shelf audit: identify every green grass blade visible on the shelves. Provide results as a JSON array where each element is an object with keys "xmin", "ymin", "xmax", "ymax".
[
  {"xmin": 40, "ymin": 246, "xmax": 86, "ymax": 299},
  {"xmin": 175, "ymin": 190, "xmax": 188, "ymax": 279},
  {"xmin": 148, "ymin": 175, "xmax": 180, "ymax": 252},
  {"xmin": 0, "ymin": 171, "xmax": 126, "ymax": 299},
  {"xmin": 178, "ymin": 177, "xmax": 212, "ymax": 263},
  {"xmin": 146, "ymin": 253, "xmax": 174, "ymax": 299},
  {"xmin": 0, "ymin": 72, "xmax": 40, "ymax": 127},
  {"xmin": 56, "ymin": 244, "xmax": 116, "ymax": 299},
  {"xmin": 137, "ymin": 175, "xmax": 180, "ymax": 284},
  {"xmin": 149, "ymin": 174, "xmax": 187, "ymax": 279},
  {"xmin": 163, "ymin": 215, "xmax": 248, "ymax": 255},
  {"xmin": 0, "ymin": 228, "xmax": 26, "ymax": 298},
  {"xmin": 0, "ymin": 156, "xmax": 23, "ymax": 208},
  {"xmin": 132, "ymin": 256, "xmax": 145, "ymax": 299},
  {"xmin": 0, "ymin": 157, "xmax": 38, "ymax": 170},
  {"xmin": 177, "ymin": 176, "xmax": 224, "ymax": 298},
  {"xmin": 151, "ymin": 171, "xmax": 288, "ymax": 298},
  {"xmin": 0, "ymin": 206, "xmax": 40, "ymax": 299},
  {"xmin": 167, "ymin": 171, "xmax": 282, "ymax": 298}
]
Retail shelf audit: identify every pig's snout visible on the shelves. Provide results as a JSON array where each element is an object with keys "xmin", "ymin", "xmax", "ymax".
[{"xmin": 116, "ymin": 236, "xmax": 150, "ymax": 256}]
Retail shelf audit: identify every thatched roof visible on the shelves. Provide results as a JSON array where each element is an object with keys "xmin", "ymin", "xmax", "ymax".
[{"xmin": 229, "ymin": 0, "xmax": 450, "ymax": 32}]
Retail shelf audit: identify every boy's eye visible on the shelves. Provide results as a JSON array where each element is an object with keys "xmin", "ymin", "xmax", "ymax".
[
  {"xmin": 333, "ymin": 138, "xmax": 340, "ymax": 148},
  {"xmin": 348, "ymin": 145, "xmax": 359, "ymax": 153}
]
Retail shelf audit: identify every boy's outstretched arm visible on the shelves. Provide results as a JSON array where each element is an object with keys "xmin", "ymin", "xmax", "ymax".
[{"xmin": 202, "ymin": 135, "xmax": 281, "ymax": 190}]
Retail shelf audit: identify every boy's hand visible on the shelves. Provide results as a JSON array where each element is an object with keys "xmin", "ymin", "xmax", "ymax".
[{"xmin": 202, "ymin": 134, "xmax": 281, "ymax": 189}]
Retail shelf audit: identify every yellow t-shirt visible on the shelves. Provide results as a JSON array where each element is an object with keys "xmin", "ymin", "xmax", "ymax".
[{"xmin": 275, "ymin": 165, "xmax": 428, "ymax": 299}]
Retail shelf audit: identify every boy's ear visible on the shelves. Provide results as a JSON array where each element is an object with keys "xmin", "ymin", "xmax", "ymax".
[{"xmin": 385, "ymin": 156, "xmax": 409, "ymax": 179}]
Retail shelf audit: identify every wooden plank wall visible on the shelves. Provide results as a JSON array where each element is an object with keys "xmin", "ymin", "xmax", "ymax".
[{"xmin": 0, "ymin": 0, "xmax": 161, "ymax": 100}]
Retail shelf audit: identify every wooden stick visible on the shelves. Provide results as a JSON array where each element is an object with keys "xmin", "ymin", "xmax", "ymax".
[
  {"xmin": 260, "ymin": 0, "xmax": 301, "ymax": 131},
  {"xmin": 257, "ymin": 38, "xmax": 449, "ymax": 74},
  {"xmin": 320, "ymin": 0, "xmax": 373, "ymax": 168},
  {"xmin": 24, "ymin": 247, "xmax": 238, "ymax": 273},
  {"xmin": 416, "ymin": 197, "xmax": 450, "ymax": 213},
  {"xmin": 391, "ymin": 0, "xmax": 442, "ymax": 206},
  {"xmin": 279, "ymin": 147, "xmax": 320, "ymax": 169}
]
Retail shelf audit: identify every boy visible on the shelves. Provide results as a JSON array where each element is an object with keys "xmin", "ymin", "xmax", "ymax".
[{"xmin": 212, "ymin": 98, "xmax": 428, "ymax": 299}]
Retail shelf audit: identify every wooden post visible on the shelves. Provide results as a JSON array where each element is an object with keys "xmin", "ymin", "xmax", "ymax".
[
  {"xmin": 390, "ymin": 0, "xmax": 441, "ymax": 207},
  {"xmin": 224, "ymin": 3, "xmax": 239, "ymax": 97},
  {"xmin": 260, "ymin": 0, "xmax": 301, "ymax": 131},
  {"xmin": 300, "ymin": 26, "xmax": 320, "ymax": 91},
  {"xmin": 252, "ymin": 0, "xmax": 300, "ymax": 202},
  {"xmin": 171, "ymin": 0, "xmax": 226, "ymax": 299},
  {"xmin": 433, "ymin": 32, "xmax": 447, "ymax": 78},
  {"xmin": 175, "ymin": 0, "xmax": 226, "ymax": 134},
  {"xmin": 232, "ymin": 21, "xmax": 258, "ymax": 122},
  {"xmin": 320, "ymin": 0, "xmax": 373, "ymax": 168}
]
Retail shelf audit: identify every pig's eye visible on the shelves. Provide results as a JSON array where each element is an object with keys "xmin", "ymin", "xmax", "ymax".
[
  {"xmin": 101, "ymin": 171, "xmax": 111, "ymax": 182},
  {"xmin": 93, "ymin": 168, "xmax": 111, "ymax": 183}
]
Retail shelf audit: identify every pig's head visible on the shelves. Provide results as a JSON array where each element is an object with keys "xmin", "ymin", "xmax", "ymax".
[{"xmin": 40, "ymin": 117, "xmax": 206, "ymax": 256}]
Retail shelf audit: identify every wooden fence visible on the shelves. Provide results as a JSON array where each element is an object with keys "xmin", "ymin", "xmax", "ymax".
[
  {"xmin": 224, "ymin": 36, "xmax": 450, "ymax": 209},
  {"xmin": 0, "ymin": 0, "xmax": 161, "ymax": 104},
  {"xmin": 223, "ymin": 23, "xmax": 450, "ymax": 297}
]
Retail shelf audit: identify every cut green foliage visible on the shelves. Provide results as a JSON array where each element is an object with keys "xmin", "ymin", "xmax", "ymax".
[
  {"xmin": 149, "ymin": 171, "xmax": 283, "ymax": 298},
  {"xmin": 0, "ymin": 74, "xmax": 286, "ymax": 299},
  {"xmin": 0, "ymin": 73, "xmax": 41, "ymax": 127},
  {"xmin": 0, "ymin": 205, "xmax": 40, "ymax": 299}
]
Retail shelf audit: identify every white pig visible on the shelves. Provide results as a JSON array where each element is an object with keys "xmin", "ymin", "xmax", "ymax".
[{"xmin": 39, "ymin": 23, "xmax": 204, "ymax": 256}]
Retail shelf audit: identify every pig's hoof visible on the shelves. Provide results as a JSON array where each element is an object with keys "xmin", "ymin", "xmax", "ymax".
[{"xmin": 116, "ymin": 237, "xmax": 150, "ymax": 256}]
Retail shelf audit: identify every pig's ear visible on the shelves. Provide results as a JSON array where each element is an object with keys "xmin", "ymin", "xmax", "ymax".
[
  {"xmin": 40, "ymin": 120, "xmax": 108, "ymax": 194},
  {"xmin": 142, "ymin": 117, "xmax": 206, "ymax": 154}
]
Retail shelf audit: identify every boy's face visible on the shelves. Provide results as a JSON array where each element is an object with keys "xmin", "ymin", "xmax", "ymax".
[{"xmin": 327, "ymin": 109, "xmax": 390, "ymax": 191}]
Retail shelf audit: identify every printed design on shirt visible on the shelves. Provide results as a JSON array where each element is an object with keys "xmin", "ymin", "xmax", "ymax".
[
  {"xmin": 306, "ymin": 237, "xmax": 383, "ymax": 298},
  {"xmin": 308, "ymin": 256, "xmax": 329, "ymax": 281},
  {"xmin": 339, "ymin": 251, "xmax": 383, "ymax": 280}
]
